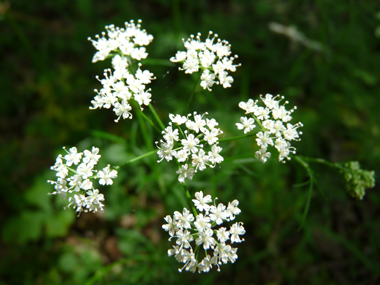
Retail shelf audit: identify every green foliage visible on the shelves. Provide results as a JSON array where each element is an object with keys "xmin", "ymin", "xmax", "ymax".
[
  {"xmin": 2, "ymin": 173, "xmax": 75, "ymax": 244},
  {"xmin": 1, "ymin": 0, "xmax": 380, "ymax": 284}
]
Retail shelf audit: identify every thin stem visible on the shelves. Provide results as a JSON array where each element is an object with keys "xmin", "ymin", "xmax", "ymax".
[
  {"xmin": 182, "ymin": 183, "xmax": 198, "ymax": 217},
  {"xmin": 116, "ymin": 149, "xmax": 158, "ymax": 168},
  {"xmin": 171, "ymin": 0, "xmax": 182, "ymax": 35},
  {"xmin": 135, "ymin": 109, "xmax": 154, "ymax": 152},
  {"xmin": 186, "ymin": 75, "xmax": 201, "ymax": 112},
  {"xmin": 148, "ymin": 103, "xmax": 165, "ymax": 130},
  {"xmin": 219, "ymin": 132, "xmax": 256, "ymax": 143},
  {"xmin": 297, "ymin": 155, "xmax": 336, "ymax": 168},
  {"xmin": 136, "ymin": 106, "xmax": 161, "ymax": 132},
  {"xmin": 294, "ymin": 155, "xmax": 315, "ymax": 230},
  {"xmin": 251, "ymin": 113, "xmax": 266, "ymax": 130}
]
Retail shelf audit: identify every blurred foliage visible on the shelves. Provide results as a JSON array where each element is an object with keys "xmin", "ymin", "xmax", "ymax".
[{"xmin": 1, "ymin": 0, "xmax": 380, "ymax": 284}]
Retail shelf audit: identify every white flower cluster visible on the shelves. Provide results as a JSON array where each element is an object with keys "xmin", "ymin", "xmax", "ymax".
[
  {"xmin": 237, "ymin": 93, "xmax": 303, "ymax": 163},
  {"xmin": 88, "ymin": 20, "xmax": 155, "ymax": 122},
  {"xmin": 170, "ymin": 31, "xmax": 240, "ymax": 91},
  {"xmin": 162, "ymin": 191, "xmax": 245, "ymax": 273},
  {"xmin": 47, "ymin": 146, "xmax": 118, "ymax": 216},
  {"xmin": 156, "ymin": 112, "xmax": 224, "ymax": 183}
]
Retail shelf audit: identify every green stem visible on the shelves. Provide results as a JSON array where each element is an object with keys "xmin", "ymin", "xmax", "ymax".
[
  {"xmin": 116, "ymin": 149, "xmax": 158, "ymax": 168},
  {"xmin": 171, "ymin": 0, "xmax": 182, "ymax": 35},
  {"xmin": 294, "ymin": 155, "xmax": 315, "ymax": 230},
  {"xmin": 219, "ymin": 132, "xmax": 256, "ymax": 143},
  {"xmin": 251, "ymin": 113, "xmax": 266, "ymax": 130},
  {"xmin": 297, "ymin": 155, "xmax": 336, "ymax": 168},
  {"xmin": 186, "ymin": 75, "xmax": 201, "ymax": 112},
  {"xmin": 182, "ymin": 183, "xmax": 198, "ymax": 217},
  {"xmin": 148, "ymin": 103, "xmax": 165, "ymax": 130},
  {"xmin": 136, "ymin": 105, "xmax": 161, "ymax": 132}
]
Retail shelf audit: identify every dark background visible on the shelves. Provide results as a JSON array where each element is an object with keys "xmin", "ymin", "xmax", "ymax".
[{"xmin": 1, "ymin": 0, "xmax": 380, "ymax": 284}]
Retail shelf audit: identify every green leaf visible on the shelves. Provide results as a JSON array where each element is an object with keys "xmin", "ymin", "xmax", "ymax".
[{"xmin": 2, "ymin": 211, "xmax": 46, "ymax": 244}]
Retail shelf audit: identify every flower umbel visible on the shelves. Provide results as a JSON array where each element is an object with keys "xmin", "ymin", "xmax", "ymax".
[
  {"xmin": 236, "ymin": 94, "xmax": 303, "ymax": 162},
  {"xmin": 156, "ymin": 112, "xmax": 224, "ymax": 183},
  {"xmin": 88, "ymin": 20, "xmax": 156, "ymax": 122},
  {"xmin": 162, "ymin": 191, "xmax": 245, "ymax": 273},
  {"xmin": 170, "ymin": 31, "xmax": 240, "ymax": 91},
  {"xmin": 47, "ymin": 146, "xmax": 118, "ymax": 216}
]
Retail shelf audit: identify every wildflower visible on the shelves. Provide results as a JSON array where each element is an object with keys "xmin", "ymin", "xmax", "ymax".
[
  {"xmin": 48, "ymin": 146, "xmax": 117, "ymax": 216},
  {"xmin": 157, "ymin": 112, "xmax": 224, "ymax": 183},
  {"xmin": 235, "ymin": 117, "xmax": 256, "ymax": 134},
  {"xmin": 236, "ymin": 94, "xmax": 303, "ymax": 162},
  {"xmin": 89, "ymin": 20, "xmax": 156, "ymax": 121},
  {"xmin": 163, "ymin": 191, "xmax": 245, "ymax": 273},
  {"xmin": 97, "ymin": 165, "xmax": 118, "ymax": 185},
  {"xmin": 170, "ymin": 31, "xmax": 240, "ymax": 91}
]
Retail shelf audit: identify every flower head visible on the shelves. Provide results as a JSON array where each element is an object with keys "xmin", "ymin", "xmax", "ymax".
[
  {"xmin": 89, "ymin": 20, "xmax": 156, "ymax": 122},
  {"xmin": 156, "ymin": 112, "xmax": 224, "ymax": 183},
  {"xmin": 236, "ymin": 94, "xmax": 303, "ymax": 162},
  {"xmin": 48, "ymin": 146, "xmax": 117, "ymax": 216},
  {"xmin": 171, "ymin": 31, "xmax": 240, "ymax": 91},
  {"xmin": 163, "ymin": 191, "xmax": 245, "ymax": 273}
]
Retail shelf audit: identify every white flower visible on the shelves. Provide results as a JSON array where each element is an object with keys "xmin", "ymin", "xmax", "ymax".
[
  {"xmin": 176, "ymin": 229, "xmax": 194, "ymax": 249},
  {"xmin": 48, "ymin": 146, "xmax": 116, "ymax": 215},
  {"xmin": 176, "ymin": 164, "xmax": 195, "ymax": 183},
  {"xmin": 200, "ymin": 69, "xmax": 216, "ymax": 91},
  {"xmin": 283, "ymin": 123, "xmax": 302, "ymax": 141},
  {"xmin": 77, "ymin": 162, "xmax": 95, "ymax": 179},
  {"xmin": 163, "ymin": 192, "xmax": 244, "ymax": 273},
  {"xmin": 97, "ymin": 165, "xmax": 118, "ymax": 185},
  {"xmin": 157, "ymin": 112, "xmax": 223, "ymax": 182},
  {"xmin": 134, "ymin": 89, "xmax": 152, "ymax": 107},
  {"xmin": 89, "ymin": 20, "xmax": 155, "ymax": 121},
  {"xmin": 216, "ymin": 227, "xmax": 230, "ymax": 243},
  {"xmin": 163, "ymin": 125, "xmax": 179, "ymax": 143},
  {"xmin": 192, "ymin": 191, "xmax": 212, "ymax": 212},
  {"xmin": 170, "ymin": 51, "xmax": 187, "ymax": 62},
  {"xmin": 202, "ymin": 128, "xmax": 221, "ymax": 145},
  {"xmin": 64, "ymin": 147, "xmax": 83, "ymax": 166},
  {"xmin": 238, "ymin": 99, "xmax": 256, "ymax": 114},
  {"xmin": 192, "ymin": 149, "xmax": 209, "ymax": 171},
  {"xmin": 174, "ymin": 149, "xmax": 189, "ymax": 162},
  {"xmin": 254, "ymin": 106, "xmax": 270, "ymax": 120},
  {"xmin": 236, "ymin": 116, "xmax": 256, "ymax": 134},
  {"xmin": 236, "ymin": 94, "xmax": 303, "ymax": 163},
  {"xmin": 194, "ymin": 213, "xmax": 212, "ymax": 232},
  {"xmin": 195, "ymin": 228, "xmax": 215, "ymax": 250},
  {"xmin": 261, "ymin": 93, "xmax": 279, "ymax": 109},
  {"xmin": 229, "ymin": 222, "xmax": 246, "ymax": 243},
  {"xmin": 86, "ymin": 189, "xmax": 105, "ymax": 207},
  {"xmin": 162, "ymin": 215, "xmax": 178, "ymax": 237},
  {"xmin": 157, "ymin": 140, "xmax": 176, "ymax": 162},
  {"xmin": 209, "ymin": 203, "xmax": 228, "ymax": 225},
  {"xmin": 198, "ymin": 255, "xmax": 217, "ymax": 273},
  {"xmin": 208, "ymin": 144, "xmax": 224, "ymax": 165},
  {"xmin": 174, "ymin": 208, "xmax": 194, "ymax": 229},
  {"xmin": 51, "ymin": 156, "xmax": 68, "ymax": 178},
  {"xmin": 256, "ymin": 131, "xmax": 274, "ymax": 148},
  {"xmin": 226, "ymin": 199, "xmax": 241, "ymax": 221},
  {"xmin": 171, "ymin": 31, "xmax": 240, "ymax": 90},
  {"xmin": 169, "ymin": 113, "xmax": 187, "ymax": 125},
  {"xmin": 181, "ymin": 133, "xmax": 200, "ymax": 154},
  {"xmin": 255, "ymin": 147, "xmax": 271, "ymax": 163},
  {"xmin": 113, "ymin": 100, "xmax": 132, "ymax": 122},
  {"xmin": 83, "ymin": 147, "xmax": 101, "ymax": 164}
]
